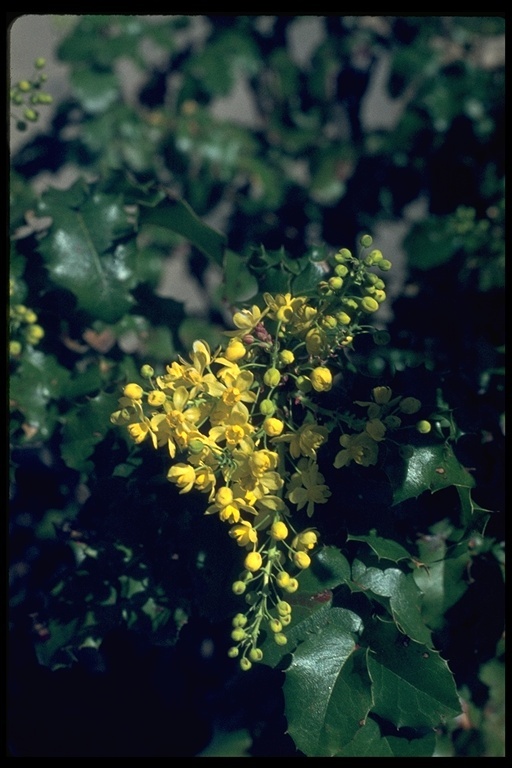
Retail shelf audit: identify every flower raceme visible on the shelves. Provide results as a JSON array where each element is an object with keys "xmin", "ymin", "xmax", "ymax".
[{"xmin": 109, "ymin": 238, "xmax": 423, "ymax": 668}]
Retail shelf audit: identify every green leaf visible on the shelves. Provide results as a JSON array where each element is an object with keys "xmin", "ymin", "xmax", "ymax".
[
  {"xmin": 300, "ymin": 545, "xmax": 351, "ymax": 591},
  {"xmin": 404, "ymin": 218, "xmax": 455, "ymax": 270},
  {"xmin": 221, "ymin": 250, "xmax": 259, "ymax": 304},
  {"xmin": 37, "ymin": 181, "xmax": 139, "ymax": 323},
  {"xmin": 351, "ymin": 561, "xmax": 432, "ymax": 646},
  {"xmin": 138, "ymin": 194, "xmax": 226, "ymax": 266},
  {"xmin": 389, "ymin": 442, "xmax": 475, "ymax": 506},
  {"xmin": 412, "ymin": 552, "xmax": 471, "ymax": 631},
  {"xmin": 284, "ymin": 614, "xmax": 372, "ymax": 756},
  {"xmin": 69, "ymin": 68, "xmax": 120, "ymax": 114},
  {"xmin": 9, "ymin": 349, "xmax": 71, "ymax": 441},
  {"xmin": 60, "ymin": 391, "xmax": 118, "ymax": 473},
  {"xmin": 347, "ymin": 530, "xmax": 413, "ymax": 563},
  {"xmin": 334, "ymin": 716, "xmax": 436, "ymax": 757},
  {"xmin": 364, "ymin": 619, "xmax": 461, "ymax": 729}
]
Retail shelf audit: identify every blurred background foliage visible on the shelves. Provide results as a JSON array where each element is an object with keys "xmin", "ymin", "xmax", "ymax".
[{"xmin": 9, "ymin": 15, "xmax": 504, "ymax": 757}]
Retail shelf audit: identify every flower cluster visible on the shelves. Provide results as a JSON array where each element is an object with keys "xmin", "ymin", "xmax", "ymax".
[
  {"xmin": 9, "ymin": 279, "xmax": 45, "ymax": 358},
  {"xmin": 110, "ymin": 236, "xmax": 412, "ymax": 668}
]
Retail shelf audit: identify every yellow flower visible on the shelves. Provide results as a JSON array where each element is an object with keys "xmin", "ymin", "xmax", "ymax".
[
  {"xmin": 208, "ymin": 401, "xmax": 254, "ymax": 448},
  {"xmin": 263, "ymin": 292, "xmax": 307, "ymax": 324},
  {"xmin": 365, "ymin": 418, "xmax": 387, "ymax": 442},
  {"xmin": 205, "ymin": 485, "xmax": 256, "ymax": 524},
  {"xmin": 248, "ymin": 449, "xmax": 279, "ymax": 478},
  {"xmin": 194, "ymin": 464, "xmax": 216, "ymax": 498},
  {"xmin": 229, "ymin": 520, "xmax": 258, "ymax": 547},
  {"xmin": 273, "ymin": 422, "xmax": 328, "ymax": 460},
  {"xmin": 127, "ymin": 419, "xmax": 157, "ymax": 448},
  {"xmin": 167, "ymin": 463, "xmax": 196, "ymax": 493},
  {"xmin": 310, "ymin": 366, "xmax": 332, "ymax": 392},
  {"xmin": 334, "ymin": 432, "xmax": 379, "ymax": 468},
  {"xmin": 286, "ymin": 459, "xmax": 331, "ymax": 517},
  {"xmin": 305, "ymin": 327, "xmax": 328, "ymax": 356},
  {"xmin": 292, "ymin": 529, "xmax": 319, "ymax": 551},
  {"xmin": 209, "ymin": 370, "xmax": 257, "ymax": 406},
  {"xmin": 225, "ymin": 305, "xmax": 265, "ymax": 337}
]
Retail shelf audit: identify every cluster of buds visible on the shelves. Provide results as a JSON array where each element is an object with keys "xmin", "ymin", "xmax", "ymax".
[
  {"xmin": 10, "ymin": 57, "xmax": 53, "ymax": 132},
  {"xmin": 9, "ymin": 280, "xmax": 45, "ymax": 357},
  {"xmin": 110, "ymin": 237, "xmax": 423, "ymax": 667}
]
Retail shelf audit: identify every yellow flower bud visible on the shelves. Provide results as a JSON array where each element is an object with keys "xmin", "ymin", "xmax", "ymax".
[
  {"xmin": 285, "ymin": 578, "xmax": 299, "ymax": 593},
  {"xmin": 140, "ymin": 364, "xmax": 154, "ymax": 379},
  {"xmin": 416, "ymin": 420, "xmax": 432, "ymax": 434},
  {"xmin": 232, "ymin": 580, "xmax": 246, "ymax": 595},
  {"xmin": 400, "ymin": 397, "xmax": 422, "ymax": 414},
  {"xmin": 240, "ymin": 657, "xmax": 252, "ymax": 671},
  {"xmin": 123, "ymin": 383, "xmax": 143, "ymax": 400},
  {"xmin": 336, "ymin": 311, "xmax": 351, "ymax": 325},
  {"xmin": 249, "ymin": 647, "xmax": 263, "ymax": 662},
  {"xmin": 310, "ymin": 366, "xmax": 332, "ymax": 392},
  {"xmin": 269, "ymin": 618, "xmax": 282, "ymax": 633},
  {"xmin": 335, "ymin": 248, "xmax": 352, "ymax": 262},
  {"xmin": 216, "ymin": 486, "xmax": 234, "ymax": 507},
  {"xmin": 372, "ymin": 386, "xmax": 392, "ymax": 404},
  {"xmin": 277, "ymin": 601, "xmax": 292, "ymax": 616},
  {"xmin": 360, "ymin": 234, "xmax": 373, "ymax": 247},
  {"xmin": 147, "ymin": 390, "xmax": 166, "ymax": 406},
  {"xmin": 263, "ymin": 367, "xmax": 281, "ymax": 387},
  {"xmin": 224, "ymin": 339, "xmax": 246, "ymax": 361},
  {"xmin": 328, "ymin": 276, "xmax": 343, "ymax": 291},
  {"xmin": 296, "ymin": 375, "xmax": 312, "ymax": 393},
  {"xmin": 244, "ymin": 551, "xmax": 263, "ymax": 572},
  {"xmin": 270, "ymin": 521, "xmax": 289, "ymax": 540},
  {"xmin": 293, "ymin": 551, "xmax": 311, "ymax": 569},
  {"xmin": 279, "ymin": 349, "xmax": 295, "ymax": 365},
  {"xmin": 276, "ymin": 571, "xmax": 291, "ymax": 587},
  {"xmin": 274, "ymin": 633, "xmax": 288, "ymax": 646},
  {"xmin": 361, "ymin": 296, "xmax": 379, "ymax": 313},
  {"xmin": 259, "ymin": 398, "xmax": 276, "ymax": 416},
  {"xmin": 263, "ymin": 417, "xmax": 284, "ymax": 437}
]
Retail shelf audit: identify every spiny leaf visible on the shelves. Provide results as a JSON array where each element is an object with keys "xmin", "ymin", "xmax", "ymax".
[
  {"xmin": 388, "ymin": 442, "xmax": 475, "ymax": 506},
  {"xmin": 351, "ymin": 561, "xmax": 432, "ymax": 646},
  {"xmin": 138, "ymin": 193, "xmax": 226, "ymax": 266},
  {"xmin": 60, "ymin": 391, "xmax": 118, "ymax": 473},
  {"xmin": 284, "ymin": 609, "xmax": 371, "ymax": 756},
  {"xmin": 347, "ymin": 530, "xmax": 414, "ymax": 563},
  {"xmin": 363, "ymin": 619, "xmax": 461, "ymax": 729},
  {"xmin": 36, "ymin": 181, "xmax": 138, "ymax": 323},
  {"xmin": 334, "ymin": 715, "xmax": 436, "ymax": 757}
]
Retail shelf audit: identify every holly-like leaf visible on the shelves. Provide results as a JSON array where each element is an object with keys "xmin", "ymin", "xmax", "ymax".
[
  {"xmin": 138, "ymin": 193, "xmax": 226, "ymax": 266},
  {"xmin": 284, "ymin": 610, "xmax": 371, "ymax": 756},
  {"xmin": 10, "ymin": 348, "xmax": 71, "ymax": 441},
  {"xmin": 364, "ymin": 619, "xmax": 461, "ymax": 729},
  {"xmin": 388, "ymin": 442, "xmax": 475, "ymax": 506},
  {"xmin": 351, "ymin": 561, "xmax": 432, "ymax": 646},
  {"xmin": 69, "ymin": 68, "xmax": 120, "ymax": 114},
  {"xmin": 347, "ymin": 530, "xmax": 413, "ymax": 563},
  {"xmin": 60, "ymin": 391, "xmax": 118, "ymax": 473},
  {"xmin": 36, "ymin": 180, "xmax": 139, "ymax": 323},
  {"xmin": 334, "ymin": 715, "xmax": 436, "ymax": 757},
  {"xmin": 412, "ymin": 551, "xmax": 471, "ymax": 631}
]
